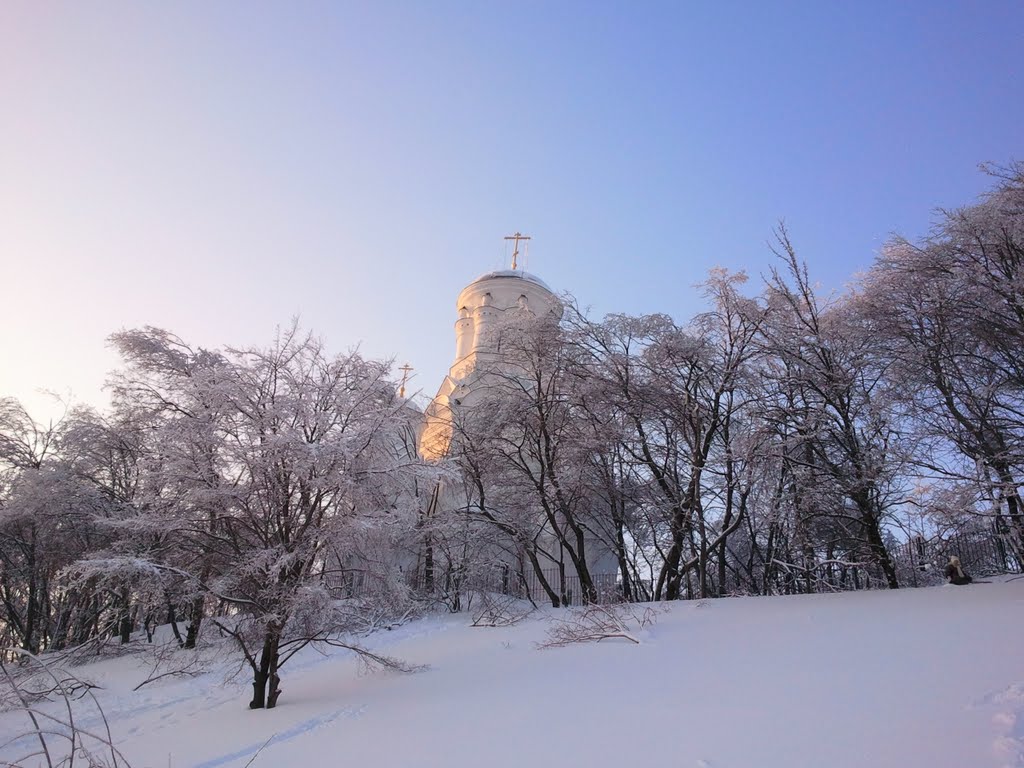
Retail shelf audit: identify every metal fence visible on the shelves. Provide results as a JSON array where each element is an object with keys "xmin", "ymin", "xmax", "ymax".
[
  {"xmin": 768, "ymin": 528, "xmax": 1022, "ymax": 594},
  {"xmin": 506, "ymin": 567, "xmax": 621, "ymax": 606},
  {"xmin": 335, "ymin": 526, "xmax": 1021, "ymax": 605},
  {"xmin": 895, "ymin": 530, "xmax": 1021, "ymax": 587},
  {"xmin": 423, "ymin": 565, "xmax": 622, "ymax": 607}
]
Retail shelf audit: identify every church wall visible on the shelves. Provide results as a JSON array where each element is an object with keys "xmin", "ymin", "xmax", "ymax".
[
  {"xmin": 450, "ymin": 274, "xmax": 560, "ymax": 380},
  {"xmin": 418, "ymin": 266, "xmax": 620, "ymax": 605}
]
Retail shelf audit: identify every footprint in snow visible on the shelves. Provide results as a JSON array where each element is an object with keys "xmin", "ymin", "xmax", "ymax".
[{"xmin": 971, "ymin": 682, "xmax": 1024, "ymax": 767}]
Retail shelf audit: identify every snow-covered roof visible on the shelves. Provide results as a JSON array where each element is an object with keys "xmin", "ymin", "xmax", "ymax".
[{"xmin": 468, "ymin": 269, "xmax": 552, "ymax": 293}]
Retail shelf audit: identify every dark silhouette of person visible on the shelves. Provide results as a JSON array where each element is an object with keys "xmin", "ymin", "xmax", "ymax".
[{"xmin": 944, "ymin": 555, "xmax": 973, "ymax": 585}]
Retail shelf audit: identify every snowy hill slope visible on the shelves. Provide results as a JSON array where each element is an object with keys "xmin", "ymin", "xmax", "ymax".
[{"xmin": 3, "ymin": 580, "xmax": 1024, "ymax": 768}]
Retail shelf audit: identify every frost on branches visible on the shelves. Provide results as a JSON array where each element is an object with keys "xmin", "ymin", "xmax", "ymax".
[
  {"xmin": 99, "ymin": 324, "xmax": 429, "ymax": 709},
  {"xmin": 1, "ymin": 164, "xmax": 1023, "ymax": 719}
]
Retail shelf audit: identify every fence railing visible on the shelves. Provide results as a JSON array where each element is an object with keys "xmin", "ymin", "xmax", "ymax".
[
  {"xmin": 334, "ymin": 527, "xmax": 1021, "ymax": 605},
  {"xmin": 765, "ymin": 528, "xmax": 1021, "ymax": 594},
  {"xmin": 413, "ymin": 565, "xmax": 622, "ymax": 607},
  {"xmin": 896, "ymin": 530, "xmax": 1021, "ymax": 586}
]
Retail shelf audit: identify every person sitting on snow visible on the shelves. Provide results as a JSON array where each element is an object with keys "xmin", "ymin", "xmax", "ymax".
[{"xmin": 944, "ymin": 555, "xmax": 973, "ymax": 585}]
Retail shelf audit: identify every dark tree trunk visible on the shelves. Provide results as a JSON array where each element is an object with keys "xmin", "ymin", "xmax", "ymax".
[
  {"xmin": 657, "ymin": 503, "xmax": 691, "ymax": 601},
  {"xmin": 184, "ymin": 594, "xmax": 204, "ymax": 649},
  {"xmin": 119, "ymin": 587, "xmax": 132, "ymax": 644},
  {"xmin": 526, "ymin": 548, "xmax": 561, "ymax": 607},
  {"xmin": 424, "ymin": 533, "xmax": 434, "ymax": 592},
  {"xmin": 696, "ymin": 495, "xmax": 710, "ymax": 599},
  {"xmin": 425, "ymin": 481, "xmax": 443, "ymax": 592},
  {"xmin": 167, "ymin": 601, "xmax": 185, "ymax": 647},
  {"xmin": 716, "ymin": 468, "xmax": 742, "ymax": 597},
  {"xmin": 863, "ymin": 517, "xmax": 899, "ymax": 589},
  {"xmin": 851, "ymin": 484, "xmax": 899, "ymax": 589},
  {"xmin": 23, "ymin": 578, "xmax": 39, "ymax": 654},
  {"xmin": 250, "ymin": 624, "xmax": 283, "ymax": 709},
  {"xmin": 613, "ymin": 515, "xmax": 634, "ymax": 602},
  {"xmin": 564, "ymin": 522, "xmax": 597, "ymax": 604},
  {"xmin": 992, "ymin": 461, "xmax": 1024, "ymax": 560}
]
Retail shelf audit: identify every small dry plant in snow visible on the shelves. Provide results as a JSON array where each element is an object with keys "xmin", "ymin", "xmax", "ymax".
[
  {"xmin": 539, "ymin": 603, "xmax": 661, "ymax": 648},
  {"xmin": 0, "ymin": 649, "xmax": 133, "ymax": 768},
  {"xmin": 470, "ymin": 593, "xmax": 534, "ymax": 628},
  {"xmin": 130, "ymin": 637, "xmax": 219, "ymax": 692}
]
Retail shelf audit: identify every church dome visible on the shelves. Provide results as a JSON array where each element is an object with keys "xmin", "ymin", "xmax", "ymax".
[
  {"xmin": 421, "ymin": 260, "xmax": 557, "ymax": 461},
  {"xmin": 467, "ymin": 269, "xmax": 552, "ymax": 293}
]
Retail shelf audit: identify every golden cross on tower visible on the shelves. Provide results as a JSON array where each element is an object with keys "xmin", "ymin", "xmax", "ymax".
[
  {"xmin": 398, "ymin": 363, "xmax": 413, "ymax": 399},
  {"xmin": 504, "ymin": 232, "xmax": 531, "ymax": 270}
]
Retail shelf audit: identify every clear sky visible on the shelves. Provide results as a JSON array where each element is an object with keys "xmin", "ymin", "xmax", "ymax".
[{"xmin": 2, "ymin": 1, "xmax": 1022, "ymax": 420}]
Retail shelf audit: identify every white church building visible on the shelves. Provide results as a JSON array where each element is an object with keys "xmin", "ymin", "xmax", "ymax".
[
  {"xmin": 419, "ymin": 266, "xmax": 559, "ymax": 462},
  {"xmin": 414, "ymin": 242, "xmax": 619, "ymax": 606}
]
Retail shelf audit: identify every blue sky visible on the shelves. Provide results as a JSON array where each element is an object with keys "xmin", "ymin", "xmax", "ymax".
[{"xmin": 1, "ymin": 1, "xmax": 1021, "ymax": 418}]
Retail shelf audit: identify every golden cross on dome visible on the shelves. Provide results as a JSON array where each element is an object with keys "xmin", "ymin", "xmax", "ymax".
[
  {"xmin": 504, "ymin": 232, "xmax": 531, "ymax": 270},
  {"xmin": 398, "ymin": 363, "xmax": 413, "ymax": 399}
]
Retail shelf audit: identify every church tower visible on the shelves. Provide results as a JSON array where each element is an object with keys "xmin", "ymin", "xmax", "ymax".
[{"xmin": 419, "ymin": 241, "xmax": 558, "ymax": 460}]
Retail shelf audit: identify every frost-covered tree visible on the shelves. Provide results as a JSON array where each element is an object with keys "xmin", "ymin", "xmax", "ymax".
[
  {"xmin": 444, "ymin": 308, "xmax": 605, "ymax": 607},
  {"xmin": 757, "ymin": 237, "xmax": 909, "ymax": 588},
  {"xmin": 0, "ymin": 401, "xmax": 114, "ymax": 653},
  {"xmin": 105, "ymin": 324, "xmax": 422, "ymax": 708},
  {"xmin": 562, "ymin": 270, "xmax": 762, "ymax": 601},
  {"xmin": 861, "ymin": 162, "xmax": 1024, "ymax": 563}
]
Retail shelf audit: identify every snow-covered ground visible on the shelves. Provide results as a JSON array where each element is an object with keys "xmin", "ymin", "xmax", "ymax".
[{"xmin": 3, "ymin": 579, "xmax": 1024, "ymax": 768}]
